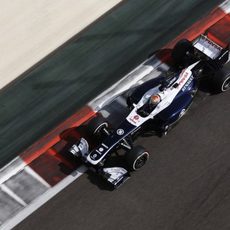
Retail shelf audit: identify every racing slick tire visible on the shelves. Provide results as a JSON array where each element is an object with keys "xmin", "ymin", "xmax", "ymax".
[
  {"xmin": 127, "ymin": 96, "xmax": 134, "ymax": 109},
  {"xmin": 171, "ymin": 39, "xmax": 195, "ymax": 68},
  {"xmin": 87, "ymin": 116, "xmax": 109, "ymax": 137},
  {"xmin": 126, "ymin": 146, "xmax": 149, "ymax": 171},
  {"xmin": 126, "ymin": 88, "xmax": 138, "ymax": 109},
  {"xmin": 212, "ymin": 67, "xmax": 230, "ymax": 93}
]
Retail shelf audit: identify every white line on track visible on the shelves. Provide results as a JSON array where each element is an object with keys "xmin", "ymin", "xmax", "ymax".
[
  {"xmin": 24, "ymin": 166, "xmax": 51, "ymax": 189},
  {"xmin": 0, "ymin": 165, "xmax": 87, "ymax": 230},
  {"xmin": 0, "ymin": 184, "xmax": 27, "ymax": 207},
  {"xmin": 0, "ymin": 157, "xmax": 26, "ymax": 185}
]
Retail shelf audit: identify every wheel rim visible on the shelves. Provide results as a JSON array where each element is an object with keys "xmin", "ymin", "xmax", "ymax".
[
  {"xmin": 222, "ymin": 77, "xmax": 230, "ymax": 91},
  {"xmin": 162, "ymin": 125, "xmax": 169, "ymax": 136},
  {"xmin": 133, "ymin": 152, "xmax": 149, "ymax": 170},
  {"xmin": 93, "ymin": 122, "xmax": 108, "ymax": 135}
]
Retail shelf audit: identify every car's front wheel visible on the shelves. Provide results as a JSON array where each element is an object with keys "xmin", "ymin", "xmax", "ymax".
[
  {"xmin": 126, "ymin": 96, "xmax": 134, "ymax": 109},
  {"xmin": 126, "ymin": 146, "xmax": 149, "ymax": 171},
  {"xmin": 87, "ymin": 115, "xmax": 109, "ymax": 137}
]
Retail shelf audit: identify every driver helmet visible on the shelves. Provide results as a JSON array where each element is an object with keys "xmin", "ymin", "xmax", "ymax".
[{"xmin": 150, "ymin": 94, "xmax": 161, "ymax": 105}]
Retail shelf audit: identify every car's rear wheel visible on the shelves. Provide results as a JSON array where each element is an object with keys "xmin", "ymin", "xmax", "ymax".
[
  {"xmin": 171, "ymin": 39, "xmax": 195, "ymax": 68},
  {"xmin": 126, "ymin": 90, "xmax": 138, "ymax": 109},
  {"xmin": 212, "ymin": 67, "xmax": 230, "ymax": 93},
  {"xmin": 126, "ymin": 146, "xmax": 149, "ymax": 171}
]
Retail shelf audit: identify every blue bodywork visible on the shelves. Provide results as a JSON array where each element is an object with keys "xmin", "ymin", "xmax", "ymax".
[
  {"xmin": 130, "ymin": 73, "xmax": 198, "ymax": 128},
  {"xmin": 87, "ymin": 72, "xmax": 198, "ymax": 165}
]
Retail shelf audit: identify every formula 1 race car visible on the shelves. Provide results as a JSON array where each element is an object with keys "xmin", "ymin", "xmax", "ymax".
[{"xmin": 69, "ymin": 35, "xmax": 230, "ymax": 189}]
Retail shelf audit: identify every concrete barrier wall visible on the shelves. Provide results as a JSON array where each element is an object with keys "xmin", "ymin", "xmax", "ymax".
[{"xmin": 0, "ymin": 0, "xmax": 122, "ymax": 89}]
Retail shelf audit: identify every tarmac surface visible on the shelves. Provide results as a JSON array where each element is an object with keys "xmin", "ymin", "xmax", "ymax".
[
  {"xmin": 0, "ymin": 0, "xmax": 223, "ymax": 167},
  {"xmin": 10, "ymin": 1, "xmax": 230, "ymax": 229},
  {"xmin": 16, "ymin": 87, "xmax": 230, "ymax": 230}
]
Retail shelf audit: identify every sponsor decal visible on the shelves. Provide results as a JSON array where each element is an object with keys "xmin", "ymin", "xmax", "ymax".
[
  {"xmin": 178, "ymin": 71, "xmax": 189, "ymax": 86},
  {"xmin": 91, "ymin": 143, "xmax": 109, "ymax": 161},
  {"xmin": 181, "ymin": 76, "xmax": 194, "ymax": 92},
  {"xmin": 91, "ymin": 150, "xmax": 105, "ymax": 161},
  {"xmin": 129, "ymin": 117, "xmax": 136, "ymax": 124},
  {"xmin": 99, "ymin": 147, "xmax": 104, "ymax": 152},
  {"xmin": 117, "ymin": 129, "xmax": 125, "ymax": 136},
  {"xmin": 200, "ymin": 36, "xmax": 222, "ymax": 51},
  {"xmin": 129, "ymin": 115, "xmax": 140, "ymax": 124},
  {"xmin": 134, "ymin": 115, "xmax": 139, "ymax": 120}
]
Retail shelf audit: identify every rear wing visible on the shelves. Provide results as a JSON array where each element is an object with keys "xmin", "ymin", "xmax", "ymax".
[
  {"xmin": 193, "ymin": 35, "xmax": 224, "ymax": 59},
  {"xmin": 193, "ymin": 34, "xmax": 229, "ymax": 66}
]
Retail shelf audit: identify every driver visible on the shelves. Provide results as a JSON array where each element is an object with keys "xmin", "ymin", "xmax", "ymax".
[
  {"xmin": 149, "ymin": 94, "xmax": 161, "ymax": 106},
  {"xmin": 137, "ymin": 94, "xmax": 161, "ymax": 117}
]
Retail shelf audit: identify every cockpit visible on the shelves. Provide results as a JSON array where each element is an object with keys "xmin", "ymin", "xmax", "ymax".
[{"xmin": 137, "ymin": 94, "xmax": 161, "ymax": 117}]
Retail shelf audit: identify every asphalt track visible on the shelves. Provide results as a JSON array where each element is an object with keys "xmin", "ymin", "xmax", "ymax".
[
  {"xmin": 0, "ymin": 0, "xmax": 223, "ymax": 167},
  {"xmin": 16, "ymin": 90, "xmax": 230, "ymax": 230},
  {"xmin": 15, "ymin": 2, "xmax": 230, "ymax": 230}
]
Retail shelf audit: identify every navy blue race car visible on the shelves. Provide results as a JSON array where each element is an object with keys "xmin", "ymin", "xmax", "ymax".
[{"xmin": 69, "ymin": 35, "xmax": 230, "ymax": 188}]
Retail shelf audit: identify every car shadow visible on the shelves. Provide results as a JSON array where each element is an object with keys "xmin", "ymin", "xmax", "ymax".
[{"xmin": 85, "ymin": 171, "xmax": 115, "ymax": 191}]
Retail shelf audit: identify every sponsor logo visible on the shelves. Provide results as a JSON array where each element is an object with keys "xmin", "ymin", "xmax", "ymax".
[
  {"xmin": 181, "ymin": 76, "xmax": 194, "ymax": 92},
  {"xmin": 99, "ymin": 147, "xmax": 104, "ymax": 152},
  {"xmin": 178, "ymin": 71, "xmax": 189, "ymax": 86},
  {"xmin": 117, "ymin": 129, "xmax": 125, "ymax": 136},
  {"xmin": 129, "ymin": 115, "xmax": 140, "ymax": 124},
  {"xmin": 134, "ymin": 115, "xmax": 139, "ymax": 120},
  {"xmin": 91, "ymin": 147, "xmax": 107, "ymax": 161},
  {"xmin": 129, "ymin": 117, "xmax": 136, "ymax": 124},
  {"xmin": 200, "ymin": 36, "xmax": 222, "ymax": 51}
]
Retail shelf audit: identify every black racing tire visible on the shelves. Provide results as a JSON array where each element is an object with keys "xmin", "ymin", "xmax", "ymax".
[
  {"xmin": 171, "ymin": 39, "xmax": 194, "ymax": 67},
  {"xmin": 87, "ymin": 116, "xmax": 109, "ymax": 136},
  {"xmin": 127, "ymin": 96, "xmax": 134, "ymax": 109},
  {"xmin": 126, "ymin": 146, "xmax": 149, "ymax": 171},
  {"xmin": 212, "ymin": 67, "xmax": 230, "ymax": 93},
  {"xmin": 126, "ymin": 87, "xmax": 138, "ymax": 109}
]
